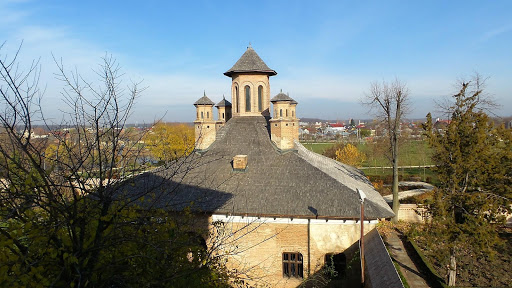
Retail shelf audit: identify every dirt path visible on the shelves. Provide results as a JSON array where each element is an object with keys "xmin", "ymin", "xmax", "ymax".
[{"xmin": 385, "ymin": 231, "xmax": 432, "ymax": 288}]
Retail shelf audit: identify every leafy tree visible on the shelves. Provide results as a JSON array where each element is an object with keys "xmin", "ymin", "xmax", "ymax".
[
  {"xmin": 0, "ymin": 44, "xmax": 231, "ymax": 287},
  {"xmin": 322, "ymin": 142, "xmax": 345, "ymax": 160},
  {"xmin": 359, "ymin": 129, "xmax": 371, "ymax": 138},
  {"xmin": 144, "ymin": 122, "xmax": 194, "ymax": 162},
  {"xmin": 422, "ymin": 78, "xmax": 512, "ymax": 286},
  {"xmin": 364, "ymin": 79, "xmax": 409, "ymax": 222},
  {"xmin": 335, "ymin": 144, "xmax": 366, "ymax": 167}
]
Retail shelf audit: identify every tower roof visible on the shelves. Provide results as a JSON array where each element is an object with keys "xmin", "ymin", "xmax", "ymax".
[
  {"xmin": 194, "ymin": 92, "xmax": 215, "ymax": 106},
  {"xmin": 270, "ymin": 90, "xmax": 296, "ymax": 103},
  {"xmin": 224, "ymin": 45, "xmax": 277, "ymax": 77},
  {"xmin": 216, "ymin": 96, "xmax": 232, "ymax": 107}
]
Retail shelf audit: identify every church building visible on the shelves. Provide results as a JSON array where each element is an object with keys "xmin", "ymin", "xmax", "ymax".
[
  {"xmin": 184, "ymin": 46, "xmax": 395, "ymax": 286},
  {"xmin": 136, "ymin": 46, "xmax": 394, "ymax": 287}
]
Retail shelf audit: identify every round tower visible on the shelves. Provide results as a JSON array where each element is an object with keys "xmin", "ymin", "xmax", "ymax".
[
  {"xmin": 215, "ymin": 96, "xmax": 232, "ymax": 123},
  {"xmin": 224, "ymin": 45, "xmax": 276, "ymax": 117},
  {"xmin": 193, "ymin": 92, "xmax": 217, "ymax": 150},
  {"xmin": 270, "ymin": 91, "xmax": 299, "ymax": 150}
]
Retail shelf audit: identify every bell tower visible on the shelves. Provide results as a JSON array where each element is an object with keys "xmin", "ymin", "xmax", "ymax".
[
  {"xmin": 193, "ymin": 92, "xmax": 217, "ymax": 150},
  {"xmin": 270, "ymin": 91, "xmax": 299, "ymax": 150},
  {"xmin": 224, "ymin": 45, "xmax": 277, "ymax": 118}
]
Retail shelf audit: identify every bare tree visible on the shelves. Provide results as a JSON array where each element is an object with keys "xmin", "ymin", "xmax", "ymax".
[
  {"xmin": 0, "ymin": 43, "xmax": 288, "ymax": 287},
  {"xmin": 0, "ymin": 43, "xmax": 234, "ymax": 287},
  {"xmin": 364, "ymin": 79, "xmax": 409, "ymax": 222}
]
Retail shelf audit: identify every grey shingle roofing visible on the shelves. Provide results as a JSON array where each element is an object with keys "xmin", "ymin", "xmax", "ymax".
[
  {"xmin": 127, "ymin": 116, "xmax": 394, "ymax": 219},
  {"xmin": 364, "ymin": 229, "xmax": 405, "ymax": 288},
  {"xmin": 194, "ymin": 92, "xmax": 215, "ymax": 106},
  {"xmin": 224, "ymin": 46, "xmax": 277, "ymax": 77},
  {"xmin": 216, "ymin": 96, "xmax": 232, "ymax": 107},
  {"xmin": 270, "ymin": 91, "xmax": 296, "ymax": 103}
]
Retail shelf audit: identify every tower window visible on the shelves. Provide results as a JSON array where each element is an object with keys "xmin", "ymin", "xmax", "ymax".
[
  {"xmin": 245, "ymin": 85, "xmax": 251, "ymax": 112},
  {"xmin": 201, "ymin": 111, "xmax": 204, "ymax": 119},
  {"xmin": 235, "ymin": 85, "xmax": 239, "ymax": 113},
  {"xmin": 207, "ymin": 111, "xmax": 209, "ymax": 119},
  {"xmin": 286, "ymin": 109, "xmax": 288, "ymax": 117},
  {"xmin": 292, "ymin": 110, "xmax": 294, "ymax": 117},
  {"xmin": 280, "ymin": 109, "xmax": 283, "ymax": 117},
  {"xmin": 283, "ymin": 252, "xmax": 303, "ymax": 278},
  {"xmin": 222, "ymin": 112, "xmax": 225, "ymax": 119},
  {"xmin": 258, "ymin": 85, "xmax": 263, "ymax": 112}
]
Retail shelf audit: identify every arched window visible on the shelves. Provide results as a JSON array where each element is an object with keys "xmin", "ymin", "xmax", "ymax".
[
  {"xmin": 235, "ymin": 86, "xmax": 239, "ymax": 113},
  {"xmin": 258, "ymin": 85, "xmax": 263, "ymax": 112},
  {"xmin": 280, "ymin": 109, "xmax": 283, "ymax": 117},
  {"xmin": 292, "ymin": 110, "xmax": 295, "ymax": 117},
  {"xmin": 286, "ymin": 109, "xmax": 288, "ymax": 117},
  {"xmin": 207, "ymin": 111, "xmax": 209, "ymax": 119},
  {"xmin": 201, "ymin": 111, "xmax": 204, "ymax": 119},
  {"xmin": 245, "ymin": 86, "xmax": 251, "ymax": 112},
  {"xmin": 222, "ymin": 112, "xmax": 225, "ymax": 119}
]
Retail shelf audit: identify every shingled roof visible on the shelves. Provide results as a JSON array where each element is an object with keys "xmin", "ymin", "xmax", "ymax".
[
  {"xmin": 224, "ymin": 46, "xmax": 277, "ymax": 77},
  {"xmin": 194, "ymin": 92, "xmax": 215, "ymax": 106},
  {"xmin": 127, "ymin": 116, "xmax": 394, "ymax": 220},
  {"xmin": 216, "ymin": 96, "xmax": 232, "ymax": 107},
  {"xmin": 270, "ymin": 91, "xmax": 296, "ymax": 103}
]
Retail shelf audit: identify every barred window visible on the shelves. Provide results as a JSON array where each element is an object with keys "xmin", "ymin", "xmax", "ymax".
[{"xmin": 283, "ymin": 252, "xmax": 303, "ymax": 278}]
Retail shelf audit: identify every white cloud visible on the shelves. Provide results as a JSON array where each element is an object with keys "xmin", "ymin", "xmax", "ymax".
[{"xmin": 479, "ymin": 24, "xmax": 512, "ymax": 43}]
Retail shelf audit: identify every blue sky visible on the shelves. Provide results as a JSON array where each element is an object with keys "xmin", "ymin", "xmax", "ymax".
[{"xmin": 1, "ymin": 0, "xmax": 511, "ymax": 123}]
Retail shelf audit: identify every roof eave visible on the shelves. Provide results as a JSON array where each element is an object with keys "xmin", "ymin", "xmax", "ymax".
[{"xmin": 223, "ymin": 70, "xmax": 277, "ymax": 77}]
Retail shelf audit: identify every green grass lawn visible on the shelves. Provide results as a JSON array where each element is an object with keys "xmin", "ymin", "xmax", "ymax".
[
  {"xmin": 300, "ymin": 142, "xmax": 336, "ymax": 154},
  {"xmin": 359, "ymin": 140, "xmax": 434, "ymax": 168},
  {"xmin": 300, "ymin": 140, "xmax": 434, "ymax": 168}
]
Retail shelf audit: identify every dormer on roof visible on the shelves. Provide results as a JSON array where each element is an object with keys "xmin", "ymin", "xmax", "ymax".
[{"xmin": 224, "ymin": 45, "xmax": 275, "ymax": 118}]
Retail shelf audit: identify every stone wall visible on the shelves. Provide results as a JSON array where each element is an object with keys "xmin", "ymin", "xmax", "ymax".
[
  {"xmin": 194, "ymin": 121, "xmax": 217, "ymax": 150},
  {"xmin": 209, "ymin": 215, "xmax": 377, "ymax": 287},
  {"xmin": 397, "ymin": 204, "xmax": 428, "ymax": 223}
]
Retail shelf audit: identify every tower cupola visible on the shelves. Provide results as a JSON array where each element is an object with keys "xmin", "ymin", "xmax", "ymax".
[
  {"xmin": 270, "ymin": 91, "xmax": 299, "ymax": 151},
  {"xmin": 193, "ymin": 92, "xmax": 217, "ymax": 150},
  {"xmin": 215, "ymin": 95, "xmax": 232, "ymax": 123},
  {"xmin": 224, "ymin": 45, "xmax": 276, "ymax": 118}
]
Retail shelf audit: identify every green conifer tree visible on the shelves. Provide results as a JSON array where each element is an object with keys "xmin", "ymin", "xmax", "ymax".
[{"xmin": 423, "ymin": 79, "xmax": 512, "ymax": 286}]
